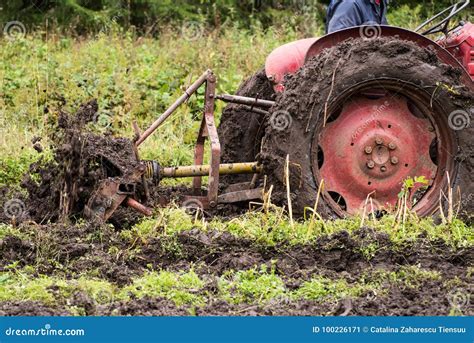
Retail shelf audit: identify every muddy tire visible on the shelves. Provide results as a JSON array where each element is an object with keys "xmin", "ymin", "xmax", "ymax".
[
  {"xmin": 260, "ymin": 37, "xmax": 473, "ymax": 220},
  {"xmin": 218, "ymin": 68, "xmax": 275, "ymax": 184}
]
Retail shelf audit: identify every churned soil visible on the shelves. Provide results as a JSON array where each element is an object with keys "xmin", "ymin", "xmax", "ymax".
[
  {"xmin": 0, "ymin": 100, "xmax": 140, "ymax": 226},
  {"xmin": 1, "ymin": 223, "xmax": 472, "ymax": 316}
]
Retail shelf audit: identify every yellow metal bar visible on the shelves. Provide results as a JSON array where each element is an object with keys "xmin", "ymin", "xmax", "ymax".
[{"xmin": 161, "ymin": 162, "xmax": 262, "ymax": 178}]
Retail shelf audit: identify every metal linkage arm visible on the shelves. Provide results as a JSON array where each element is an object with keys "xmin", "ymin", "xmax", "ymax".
[
  {"xmin": 136, "ymin": 69, "xmax": 212, "ymax": 146},
  {"xmin": 215, "ymin": 94, "xmax": 275, "ymax": 109}
]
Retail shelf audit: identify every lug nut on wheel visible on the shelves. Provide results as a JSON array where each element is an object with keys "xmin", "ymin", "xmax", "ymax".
[
  {"xmin": 391, "ymin": 156, "xmax": 399, "ymax": 165},
  {"xmin": 388, "ymin": 142, "xmax": 397, "ymax": 150},
  {"xmin": 380, "ymin": 166, "xmax": 387, "ymax": 172},
  {"xmin": 364, "ymin": 146, "xmax": 373, "ymax": 154},
  {"xmin": 367, "ymin": 160, "xmax": 375, "ymax": 169},
  {"xmin": 375, "ymin": 138, "xmax": 383, "ymax": 145}
]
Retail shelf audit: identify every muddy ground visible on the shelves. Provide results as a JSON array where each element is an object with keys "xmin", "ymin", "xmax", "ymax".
[{"xmin": 0, "ymin": 224, "xmax": 472, "ymax": 316}]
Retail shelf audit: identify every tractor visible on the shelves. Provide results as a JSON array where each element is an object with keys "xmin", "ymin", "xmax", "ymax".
[{"xmin": 85, "ymin": 0, "xmax": 474, "ymax": 222}]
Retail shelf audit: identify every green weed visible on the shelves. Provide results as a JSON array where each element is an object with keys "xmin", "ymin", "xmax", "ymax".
[
  {"xmin": 218, "ymin": 265, "xmax": 286, "ymax": 304},
  {"xmin": 120, "ymin": 270, "xmax": 205, "ymax": 307},
  {"xmin": 293, "ymin": 277, "xmax": 372, "ymax": 302}
]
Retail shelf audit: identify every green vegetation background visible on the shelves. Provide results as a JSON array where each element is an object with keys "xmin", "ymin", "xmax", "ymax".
[{"xmin": 1, "ymin": 0, "xmax": 471, "ymax": 34}]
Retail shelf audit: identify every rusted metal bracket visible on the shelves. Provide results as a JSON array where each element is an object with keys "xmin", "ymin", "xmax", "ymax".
[
  {"xmin": 135, "ymin": 70, "xmax": 224, "ymax": 209},
  {"xmin": 84, "ymin": 164, "xmax": 152, "ymax": 222},
  {"xmin": 132, "ymin": 121, "xmax": 150, "ymax": 201},
  {"xmin": 84, "ymin": 70, "xmax": 271, "ymax": 221},
  {"xmin": 192, "ymin": 72, "xmax": 220, "ymax": 207},
  {"xmin": 84, "ymin": 69, "xmax": 271, "ymax": 221},
  {"xmin": 218, "ymin": 188, "xmax": 264, "ymax": 204}
]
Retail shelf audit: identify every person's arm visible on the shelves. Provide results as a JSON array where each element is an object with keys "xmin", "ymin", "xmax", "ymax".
[{"xmin": 327, "ymin": 1, "xmax": 364, "ymax": 33}]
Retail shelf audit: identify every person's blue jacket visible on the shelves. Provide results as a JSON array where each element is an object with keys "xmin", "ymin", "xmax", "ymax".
[{"xmin": 326, "ymin": 0, "xmax": 389, "ymax": 34}]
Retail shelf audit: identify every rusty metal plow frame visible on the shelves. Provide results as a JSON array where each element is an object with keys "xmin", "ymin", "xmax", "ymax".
[{"xmin": 134, "ymin": 69, "xmax": 266, "ymax": 210}]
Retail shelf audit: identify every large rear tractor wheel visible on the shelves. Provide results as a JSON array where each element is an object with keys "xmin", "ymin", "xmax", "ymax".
[
  {"xmin": 260, "ymin": 37, "xmax": 473, "ymax": 220},
  {"xmin": 218, "ymin": 69, "xmax": 275, "ymax": 184}
]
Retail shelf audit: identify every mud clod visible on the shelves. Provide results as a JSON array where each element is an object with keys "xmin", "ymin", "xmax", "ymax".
[{"xmin": 2, "ymin": 99, "xmax": 139, "ymax": 225}]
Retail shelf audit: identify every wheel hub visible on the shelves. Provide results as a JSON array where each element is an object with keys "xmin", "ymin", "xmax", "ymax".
[
  {"xmin": 317, "ymin": 94, "xmax": 437, "ymax": 215},
  {"xmin": 360, "ymin": 137, "xmax": 400, "ymax": 178}
]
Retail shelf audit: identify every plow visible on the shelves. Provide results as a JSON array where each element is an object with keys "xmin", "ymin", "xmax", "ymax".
[
  {"xmin": 85, "ymin": 69, "xmax": 270, "ymax": 221},
  {"xmin": 85, "ymin": 1, "xmax": 473, "ymax": 222}
]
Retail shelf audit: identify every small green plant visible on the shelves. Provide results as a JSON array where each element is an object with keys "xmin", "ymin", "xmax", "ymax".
[
  {"xmin": 293, "ymin": 276, "xmax": 370, "ymax": 302},
  {"xmin": 120, "ymin": 207, "xmax": 200, "ymax": 244},
  {"xmin": 367, "ymin": 265, "xmax": 441, "ymax": 290},
  {"xmin": 0, "ymin": 272, "xmax": 117, "ymax": 309},
  {"xmin": 357, "ymin": 242, "xmax": 380, "ymax": 261},
  {"xmin": 395, "ymin": 176, "xmax": 429, "ymax": 225},
  {"xmin": 218, "ymin": 265, "xmax": 286, "ymax": 304},
  {"xmin": 0, "ymin": 224, "xmax": 29, "ymax": 240},
  {"xmin": 121, "ymin": 270, "xmax": 205, "ymax": 306},
  {"xmin": 0, "ymin": 153, "xmax": 42, "ymax": 188}
]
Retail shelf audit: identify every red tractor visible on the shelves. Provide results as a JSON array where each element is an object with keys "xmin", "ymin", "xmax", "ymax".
[
  {"xmin": 86, "ymin": 1, "xmax": 473, "ymax": 222},
  {"xmin": 217, "ymin": 0, "xmax": 474, "ymax": 219}
]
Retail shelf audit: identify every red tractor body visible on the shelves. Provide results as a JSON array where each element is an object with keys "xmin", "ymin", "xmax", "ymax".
[
  {"xmin": 442, "ymin": 22, "xmax": 474, "ymax": 76},
  {"xmin": 262, "ymin": 24, "xmax": 473, "ymax": 216}
]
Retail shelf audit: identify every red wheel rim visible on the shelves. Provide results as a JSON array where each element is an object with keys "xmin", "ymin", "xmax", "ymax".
[{"xmin": 312, "ymin": 82, "xmax": 453, "ymax": 216}]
